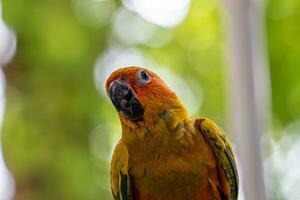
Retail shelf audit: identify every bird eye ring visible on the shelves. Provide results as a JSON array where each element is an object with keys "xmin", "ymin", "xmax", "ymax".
[{"xmin": 136, "ymin": 70, "xmax": 152, "ymax": 86}]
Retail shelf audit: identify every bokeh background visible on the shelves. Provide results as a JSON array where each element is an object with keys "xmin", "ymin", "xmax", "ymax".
[{"xmin": 1, "ymin": 0, "xmax": 300, "ymax": 199}]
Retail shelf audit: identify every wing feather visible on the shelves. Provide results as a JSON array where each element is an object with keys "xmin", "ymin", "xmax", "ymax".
[
  {"xmin": 195, "ymin": 118, "xmax": 239, "ymax": 200},
  {"xmin": 111, "ymin": 141, "xmax": 131, "ymax": 200},
  {"xmin": 120, "ymin": 173, "xmax": 128, "ymax": 200}
]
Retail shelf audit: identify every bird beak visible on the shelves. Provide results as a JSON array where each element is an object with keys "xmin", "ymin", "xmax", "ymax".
[{"xmin": 109, "ymin": 78, "xmax": 144, "ymax": 121}]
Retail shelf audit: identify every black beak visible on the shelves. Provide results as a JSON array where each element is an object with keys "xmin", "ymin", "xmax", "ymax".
[{"xmin": 109, "ymin": 79, "xmax": 144, "ymax": 121}]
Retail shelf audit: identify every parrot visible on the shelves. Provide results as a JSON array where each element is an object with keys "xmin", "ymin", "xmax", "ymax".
[{"xmin": 105, "ymin": 66, "xmax": 239, "ymax": 200}]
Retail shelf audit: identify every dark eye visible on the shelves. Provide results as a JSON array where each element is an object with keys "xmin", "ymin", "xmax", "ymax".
[
  {"xmin": 141, "ymin": 70, "xmax": 150, "ymax": 80},
  {"xmin": 136, "ymin": 70, "xmax": 152, "ymax": 85}
]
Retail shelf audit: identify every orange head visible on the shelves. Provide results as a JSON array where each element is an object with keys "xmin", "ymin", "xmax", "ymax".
[{"xmin": 105, "ymin": 66, "xmax": 188, "ymax": 126}]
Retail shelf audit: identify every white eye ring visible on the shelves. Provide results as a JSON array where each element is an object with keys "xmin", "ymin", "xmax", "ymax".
[{"xmin": 136, "ymin": 70, "xmax": 152, "ymax": 86}]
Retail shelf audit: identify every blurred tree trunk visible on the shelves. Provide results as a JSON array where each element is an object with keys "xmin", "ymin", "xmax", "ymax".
[{"xmin": 224, "ymin": 0, "xmax": 271, "ymax": 199}]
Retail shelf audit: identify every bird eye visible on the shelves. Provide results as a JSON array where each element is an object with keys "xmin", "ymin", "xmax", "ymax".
[{"xmin": 136, "ymin": 70, "xmax": 152, "ymax": 86}]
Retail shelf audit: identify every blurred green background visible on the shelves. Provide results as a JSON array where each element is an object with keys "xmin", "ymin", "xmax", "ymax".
[{"xmin": 1, "ymin": 0, "xmax": 300, "ymax": 199}]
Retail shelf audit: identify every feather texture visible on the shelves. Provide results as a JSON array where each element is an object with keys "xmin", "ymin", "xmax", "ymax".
[{"xmin": 195, "ymin": 118, "xmax": 239, "ymax": 200}]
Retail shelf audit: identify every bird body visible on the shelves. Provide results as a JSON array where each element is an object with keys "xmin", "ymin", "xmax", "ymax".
[{"xmin": 106, "ymin": 67, "xmax": 238, "ymax": 200}]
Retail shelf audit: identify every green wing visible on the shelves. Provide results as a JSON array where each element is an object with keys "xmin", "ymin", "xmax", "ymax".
[{"xmin": 195, "ymin": 118, "xmax": 239, "ymax": 200}]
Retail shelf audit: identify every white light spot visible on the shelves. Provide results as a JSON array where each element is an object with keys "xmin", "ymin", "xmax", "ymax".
[
  {"xmin": 264, "ymin": 120, "xmax": 300, "ymax": 200},
  {"xmin": 0, "ymin": 152, "xmax": 15, "ymax": 200},
  {"xmin": 0, "ymin": 3, "xmax": 16, "ymax": 199},
  {"xmin": 0, "ymin": 20, "xmax": 17, "ymax": 66},
  {"xmin": 0, "ymin": 69, "xmax": 15, "ymax": 200},
  {"xmin": 122, "ymin": 0, "xmax": 191, "ymax": 28},
  {"xmin": 112, "ymin": 8, "xmax": 156, "ymax": 46},
  {"xmin": 121, "ymin": 0, "xmax": 135, "ymax": 11},
  {"xmin": 112, "ymin": 8, "xmax": 174, "ymax": 47}
]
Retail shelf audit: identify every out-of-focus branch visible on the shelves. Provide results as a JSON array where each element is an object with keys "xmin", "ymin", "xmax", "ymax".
[{"xmin": 224, "ymin": 0, "xmax": 271, "ymax": 199}]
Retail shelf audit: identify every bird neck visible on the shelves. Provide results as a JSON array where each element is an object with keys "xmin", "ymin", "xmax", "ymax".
[{"xmin": 120, "ymin": 102, "xmax": 195, "ymax": 146}]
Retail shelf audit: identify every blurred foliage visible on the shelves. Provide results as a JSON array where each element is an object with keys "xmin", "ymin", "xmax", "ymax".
[
  {"xmin": 266, "ymin": 0, "xmax": 300, "ymax": 130},
  {"xmin": 1, "ymin": 0, "xmax": 299, "ymax": 199}
]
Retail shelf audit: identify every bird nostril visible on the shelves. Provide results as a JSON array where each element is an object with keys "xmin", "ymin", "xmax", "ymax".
[
  {"xmin": 120, "ymin": 99, "xmax": 131, "ymax": 109},
  {"xmin": 120, "ymin": 99, "xmax": 127, "ymax": 108}
]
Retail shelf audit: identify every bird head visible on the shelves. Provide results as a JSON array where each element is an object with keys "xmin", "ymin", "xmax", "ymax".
[{"xmin": 105, "ymin": 66, "xmax": 189, "ymax": 127}]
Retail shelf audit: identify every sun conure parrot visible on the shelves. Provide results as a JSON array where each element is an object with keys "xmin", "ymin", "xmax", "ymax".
[{"xmin": 105, "ymin": 67, "xmax": 239, "ymax": 200}]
